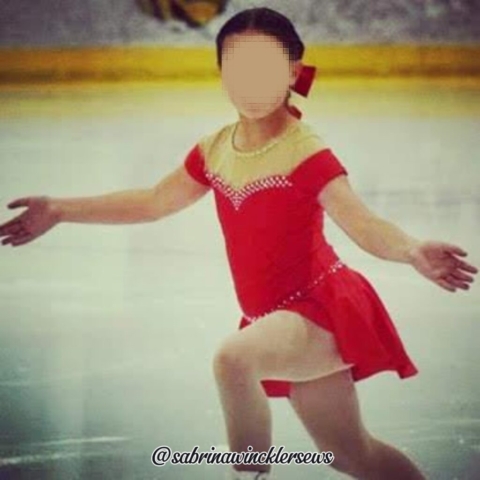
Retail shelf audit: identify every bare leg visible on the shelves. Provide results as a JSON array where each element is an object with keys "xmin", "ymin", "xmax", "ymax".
[
  {"xmin": 289, "ymin": 369, "xmax": 427, "ymax": 479},
  {"xmin": 213, "ymin": 353, "xmax": 272, "ymax": 475},
  {"xmin": 212, "ymin": 310, "xmax": 352, "ymax": 475}
]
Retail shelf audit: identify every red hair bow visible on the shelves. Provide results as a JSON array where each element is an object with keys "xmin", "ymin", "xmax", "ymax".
[{"xmin": 286, "ymin": 64, "xmax": 317, "ymax": 119}]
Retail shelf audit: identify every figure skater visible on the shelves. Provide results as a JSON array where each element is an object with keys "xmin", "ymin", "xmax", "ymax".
[{"xmin": 0, "ymin": 7, "xmax": 477, "ymax": 480}]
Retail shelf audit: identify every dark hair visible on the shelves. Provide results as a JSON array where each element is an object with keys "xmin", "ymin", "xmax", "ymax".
[{"xmin": 215, "ymin": 7, "xmax": 305, "ymax": 70}]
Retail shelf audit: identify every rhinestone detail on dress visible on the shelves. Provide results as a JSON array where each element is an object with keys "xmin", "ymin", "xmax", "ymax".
[
  {"xmin": 205, "ymin": 171, "xmax": 293, "ymax": 210},
  {"xmin": 243, "ymin": 260, "xmax": 346, "ymax": 324},
  {"xmin": 230, "ymin": 121, "xmax": 300, "ymax": 158}
]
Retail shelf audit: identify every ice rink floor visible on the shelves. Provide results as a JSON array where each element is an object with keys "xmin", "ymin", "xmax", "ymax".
[{"xmin": 0, "ymin": 78, "xmax": 479, "ymax": 479}]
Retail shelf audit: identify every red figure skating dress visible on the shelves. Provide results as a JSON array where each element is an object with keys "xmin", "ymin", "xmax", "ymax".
[{"xmin": 183, "ymin": 120, "xmax": 419, "ymax": 398}]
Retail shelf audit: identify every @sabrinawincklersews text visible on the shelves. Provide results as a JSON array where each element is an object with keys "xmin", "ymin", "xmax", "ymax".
[{"xmin": 151, "ymin": 445, "xmax": 334, "ymax": 467}]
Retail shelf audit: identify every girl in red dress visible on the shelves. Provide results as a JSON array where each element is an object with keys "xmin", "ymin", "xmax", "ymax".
[{"xmin": 0, "ymin": 7, "xmax": 477, "ymax": 480}]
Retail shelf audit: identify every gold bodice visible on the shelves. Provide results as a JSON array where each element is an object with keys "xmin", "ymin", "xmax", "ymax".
[{"xmin": 198, "ymin": 120, "xmax": 328, "ymax": 190}]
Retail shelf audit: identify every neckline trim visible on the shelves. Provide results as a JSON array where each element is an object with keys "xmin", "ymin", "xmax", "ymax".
[{"xmin": 230, "ymin": 121, "xmax": 302, "ymax": 158}]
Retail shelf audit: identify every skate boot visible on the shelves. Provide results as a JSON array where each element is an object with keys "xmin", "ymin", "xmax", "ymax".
[{"xmin": 225, "ymin": 465, "xmax": 274, "ymax": 480}]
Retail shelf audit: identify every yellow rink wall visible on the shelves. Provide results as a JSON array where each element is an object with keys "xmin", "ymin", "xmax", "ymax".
[{"xmin": 0, "ymin": 44, "xmax": 479, "ymax": 83}]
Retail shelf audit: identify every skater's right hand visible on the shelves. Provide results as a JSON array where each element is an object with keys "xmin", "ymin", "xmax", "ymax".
[{"xmin": 0, "ymin": 196, "xmax": 60, "ymax": 247}]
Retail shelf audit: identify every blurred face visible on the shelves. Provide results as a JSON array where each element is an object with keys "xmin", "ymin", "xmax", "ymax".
[{"xmin": 220, "ymin": 30, "xmax": 299, "ymax": 120}]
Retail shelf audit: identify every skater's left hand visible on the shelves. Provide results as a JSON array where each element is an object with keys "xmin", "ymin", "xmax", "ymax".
[{"xmin": 408, "ymin": 240, "xmax": 478, "ymax": 292}]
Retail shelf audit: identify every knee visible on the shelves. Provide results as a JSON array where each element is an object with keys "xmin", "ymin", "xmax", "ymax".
[{"xmin": 212, "ymin": 342, "xmax": 256, "ymax": 382}]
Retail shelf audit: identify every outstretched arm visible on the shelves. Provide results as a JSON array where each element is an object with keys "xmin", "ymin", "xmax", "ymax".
[
  {"xmin": 0, "ymin": 164, "xmax": 210, "ymax": 247},
  {"xmin": 317, "ymin": 175, "xmax": 418, "ymax": 263},
  {"xmin": 318, "ymin": 175, "xmax": 478, "ymax": 292},
  {"xmin": 51, "ymin": 163, "xmax": 210, "ymax": 224}
]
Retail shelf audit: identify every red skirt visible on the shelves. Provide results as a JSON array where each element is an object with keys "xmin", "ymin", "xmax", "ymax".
[{"xmin": 237, "ymin": 264, "xmax": 419, "ymax": 398}]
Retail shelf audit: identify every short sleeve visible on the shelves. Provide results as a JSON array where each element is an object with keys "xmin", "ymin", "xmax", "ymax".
[
  {"xmin": 294, "ymin": 148, "xmax": 348, "ymax": 197},
  {"xmin": 183, "ymin": 144, "xmax": 211, "ymax": 187}
]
